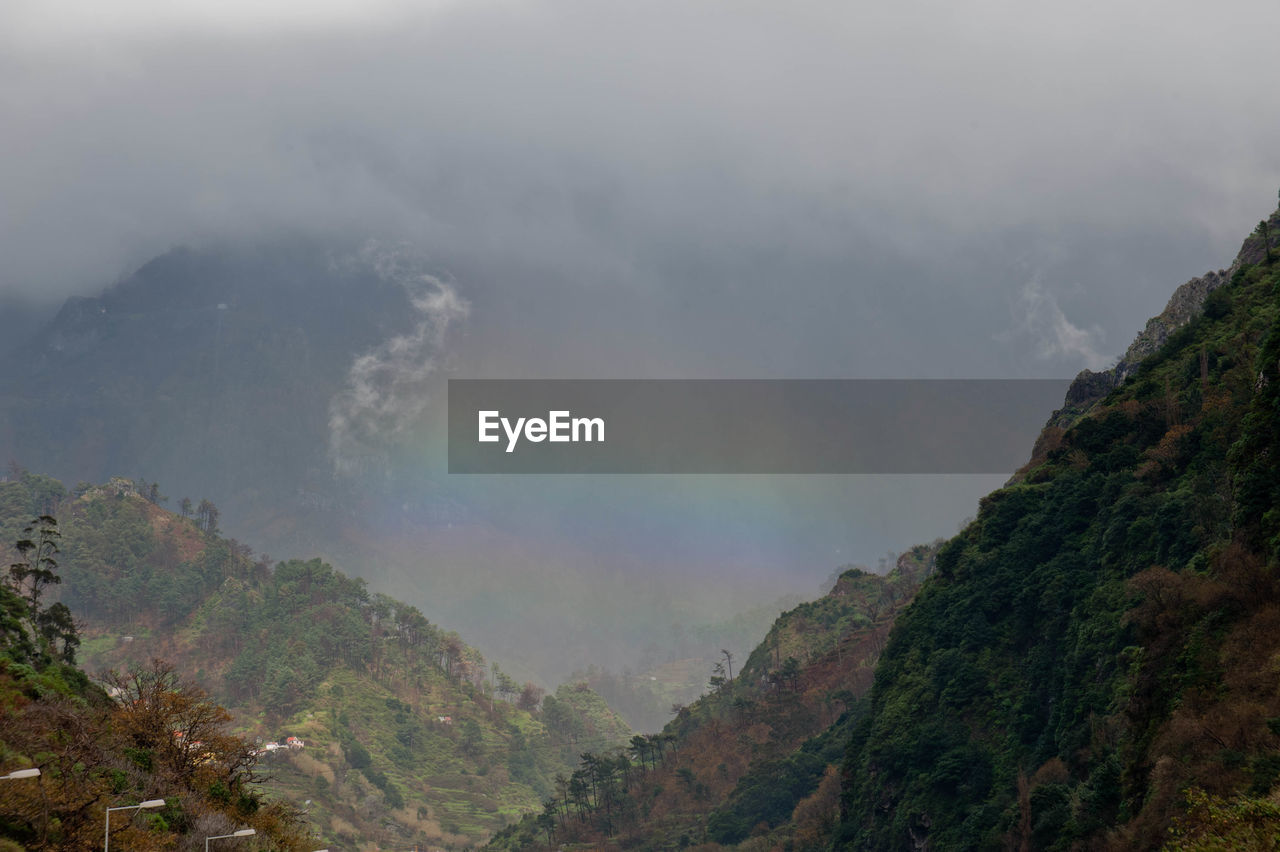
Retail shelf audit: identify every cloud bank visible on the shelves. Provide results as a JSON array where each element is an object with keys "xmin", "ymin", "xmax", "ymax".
[{"xmin": 1, "ymin": 0, "xmax": 1276, "ymax": 383}]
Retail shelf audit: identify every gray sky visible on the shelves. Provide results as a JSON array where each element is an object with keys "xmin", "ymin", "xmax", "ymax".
[
  {"xmin": 4, "ymin": 0, "xmax": 1280, "ymax": 673},
  {"xmin": 4, "ymin": 0, "xmax": 1278, "ymax": 373}
]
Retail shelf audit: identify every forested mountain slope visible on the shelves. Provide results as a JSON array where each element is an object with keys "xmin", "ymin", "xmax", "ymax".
[
  {"xmin": 0, "ymin": 509, "xmax": 314, "ymax": 849},
  {"xmin": 0, "ymin": 241, "xmax": 791, "ymax": 693},
  {"xmin": 837, "ymin": 206, "xmax": 1280, "ymax": 849},
  {"xmin": 488, "ymin": 545, "xmax": 938, "ymax": 850},
  {"xmin": 0, "ymin": 476, "xmax": 631, "ymax": 849},
  {"xmin": 495, "ymin": 200, "xmax": 1280, "ymax": 852}
]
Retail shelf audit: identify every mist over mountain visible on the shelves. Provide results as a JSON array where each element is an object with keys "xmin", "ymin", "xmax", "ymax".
[
  {"xmin": 4, "ymin": 0, "xmax": 1280, "ymax": 692},
  {"xmin": 6, "ymin": 0, "xmax": 1280, "ymax": 848},
  {"xmin": 0, "ymin": 242, "xmax": 826, "ymax": 684},
  {"xmin": 0, "ymin": 238, "xmax": 1040, "ymax": 684},
  {"xmin": 482, "ymin": 199, "xmax": 1280, "ymax": 852}
]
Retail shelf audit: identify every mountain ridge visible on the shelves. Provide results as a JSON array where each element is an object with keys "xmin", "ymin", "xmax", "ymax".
[
  {"xmin": 485, "ymin": 196, "xmax": 1280, "ymax": 851},
  {"xmin": 1046, "ymin": 207, "xmax": 1280, "ymax": 433},
  {"xmin": 0, "ymin": 473, "xmax": 634, "ymax": 848},
  {"xmin": 837, "ymin": 199, "xmax": 1280, "ymax": 849}
]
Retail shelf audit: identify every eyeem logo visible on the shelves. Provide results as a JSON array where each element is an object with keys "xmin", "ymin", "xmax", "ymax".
[
  {"xmin": 478, "ymin": 410, "xmax": 605, "ymax": 453},
  {"xmin": 450, "ymin": 379, "xmax": 1075, "ymax": 473}
]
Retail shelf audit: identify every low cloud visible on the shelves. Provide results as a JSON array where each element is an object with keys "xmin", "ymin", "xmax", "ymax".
[
  {"xmin": 328, "ymin": 243, "xmax": 469, "ymax": 476},
  {"xmin": 1010, "ymin": 278, "xmax": 1112, "ymax": 371}
]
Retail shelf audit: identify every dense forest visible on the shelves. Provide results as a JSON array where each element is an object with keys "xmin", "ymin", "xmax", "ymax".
[{"xmin": 835, "ymin": 211, "xmax": 1280, "ymax": 849}]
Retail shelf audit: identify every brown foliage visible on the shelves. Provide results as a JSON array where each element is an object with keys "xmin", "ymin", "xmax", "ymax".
[
  {"xmin": 107, "ymin": 659, "xmax": 258, "ymax": 789},
  {"xmin": 1114, "ymin": 537, "xmax": 1280, "ymax": 848},
  {"xmin": 0, "ymin": 657, "xmax": 313, "ymax": 850},
  {"xmin": 517, "ymin": 682, "xmax": 545, "ymax": 712},
  {"xmin": 791, "ymin": 765, "xmax": 841, "ymax": 849}
]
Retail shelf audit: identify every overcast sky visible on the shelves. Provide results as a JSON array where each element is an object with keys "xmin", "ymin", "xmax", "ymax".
[
  {"xmin": 4, "ymin": 0, "xmax": 1279, "ymax": 378},
  {"xmin": 5, "ymin": 0, "xmax": 1280, "ymax": 616}
]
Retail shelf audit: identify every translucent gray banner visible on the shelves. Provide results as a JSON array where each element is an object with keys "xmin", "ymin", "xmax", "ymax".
[{"xmin": 447, "ymin": 379, "xmax": 1072, "ymax": 474}]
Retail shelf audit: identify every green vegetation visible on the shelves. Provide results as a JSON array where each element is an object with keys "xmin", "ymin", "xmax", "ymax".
[
  {"xmin": 0, "ymin": 475, "xmax": 632, "ymax": 848},
  {"xmin": 838, "ymin": 208, "xmax": 1280, "ymax": 849},
  {"xmin": 704, "ymin": 702, "xmax": 865, "ymax": 845},
  {"xmin": 492, "ymin": 199, "xmax": 1280, "ymax": 852},
  {"xmin": 490, "ymin": 545, "xmax": 938, "ymax": 849},
  {"xmin": 9, "ymin": 205, "xmax": 1280, "ymax": 849},
  {"xmin": 0, "ymin": 516, "xmax": 313, "ymax": 849}
]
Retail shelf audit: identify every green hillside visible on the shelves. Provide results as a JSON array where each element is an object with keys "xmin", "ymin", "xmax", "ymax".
[
  {"xmin": 837, "ymin": 207, "xmax": 1280, "ymax": 849},
  {"xmin": 0, "ymin": 476, "xmax": 631, "ymax": 849},
  {"xmin": 0, "ymin": 515, "xmax": 314, "ymax": 849},
  {"xmin": 9, "ymin": 205, "xmax": 1280, "ymax": 851},
  {"xmin": 493, "ymin": 199, "xmax": 1280, "ymax": 852}
]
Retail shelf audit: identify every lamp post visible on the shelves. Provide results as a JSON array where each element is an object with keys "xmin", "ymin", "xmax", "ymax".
[
  {"xmin": 206, "ymin": 827, "xmax": 255, "ymax": 850},
  {"xmin": 0, "ymin": 768, "xmax": 40, "ymax": 780},
  {"xmin": 104, "ymin": 798, "xmax": 165, "ymax": 850}
]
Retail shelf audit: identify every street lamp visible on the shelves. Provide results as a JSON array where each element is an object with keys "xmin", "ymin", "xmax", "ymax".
[
  {"xmin": 104, "ymin": 798, "xmax": 165, "ymax": 850},
  {"xmin": 0, "ymin": 768, "xmax": 40, "ymax": 780},
  {"xmin": 206, "ymin": 828, "xmax": 255, "ymax": 850}
]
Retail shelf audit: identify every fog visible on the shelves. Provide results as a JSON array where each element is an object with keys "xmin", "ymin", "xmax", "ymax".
[
  {"xmin": 4, "ymin": 1, "xmax": 1277, "ymax": 346},
  {"xmin": 4, "ymin": 0, "xmax": 1280, "ymax": 678}
]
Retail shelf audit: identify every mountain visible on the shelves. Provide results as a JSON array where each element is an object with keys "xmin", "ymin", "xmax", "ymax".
[
  {"xmin": 836, "ymin": 206, "xmax": 1280, "ymax": 849},
  {"xmin": 488, "ymin": 544, "xmax": 938, "ymax": 850},
  {"xmin": 9, "ymin": 200, "xmax": 1279, "ymax": 850},
  {"xmin": 491, "ymin": 198, "xmax": 1280, "ymax": 852},
  {"xmin": 0, "ymin": 240, "xmax": 789, "ymax": 690},
  {"xmin": 0, "ymin": 518, "xmax": 314, "ymax": 849},
  {"xmin": 0, "ymin": 241, "xmax": 417, "ymax": 517},
  {"xmin": 0, "ymin": 474, "xmax": 632, "ymax": 849}
]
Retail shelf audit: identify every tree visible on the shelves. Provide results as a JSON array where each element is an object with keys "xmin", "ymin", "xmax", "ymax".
[
  {"xmin": 0, "ymin": 583, "xmax": 36, "ymax": 662},
  {"xmin": 1257, "ymin": 219, "xmax": 1274, "ymax": 264},
  {"xmin": 194, "ymin": 498, "xmax": 220, "ymax": 535},
  {"xmin": 342, "ymin": 738, "xmax": 372, "ymax": 769},
  {"xmin": 628, "ymin": 734, "xmax": 651, "ymax": 771},
  {"xmin": 5, "ymin": 515, "xmax": 77, "ymax": 664},
  {"xmin": 36, "ymin": 601, "xmax": 79, "ymax": 664},
  {"xmin": 179, "ymin": 497, "xmax": 192, "ymax": 518},
  {"xmin": 443, "ymin": 636, "xmax": 463, "ymax": 676},
  {"xmin": 107, "ymin": 659, "xmax": 258, "ymax": 786},
  {"xmin": 721, "ymin": 648, "xmax": 735, "ymax": 681},
  {"xmin": 494, "ymin": 664, "xmax": 519, "ymax": 700},
  {"xmin": 8, "ymin": 514, "xmax": 61, "ymax": 612},
  {"xmin": 708, "ymin": 660, "xmax": 727, "ymax": 693},
  {"xmin": 517, "ymin": 682, "xmax": 545, "ymax": 712},
  {"xmin": 460, "ymin": 718, "xmax": 484, "ymax": 758},
  {"xmin": 537, "ymin": 802, "xmax": 557, "ymax": 848}
]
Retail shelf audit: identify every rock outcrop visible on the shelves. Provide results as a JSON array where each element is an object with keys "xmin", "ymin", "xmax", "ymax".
[{"xmin": 1046, "ymin": 205, "xmax": 1279, "ymax": 429}]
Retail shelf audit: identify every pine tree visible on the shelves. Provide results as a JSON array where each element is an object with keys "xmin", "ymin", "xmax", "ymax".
[{"xmin": 8, "ymin": 514, "xmax": 61, "ymax": 612}]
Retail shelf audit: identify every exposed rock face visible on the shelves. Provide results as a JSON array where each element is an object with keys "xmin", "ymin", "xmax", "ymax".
[
  {"xmin": 1045, "ymin": 206, "xmax": 1279, "ymax": 429},
  {"xmin": 1236, "ymin": 206, "xmax": 1280, "ymax": 266},
  {"xmin": 1113, "ymin": 267, "xmax": 1233, "ymax": 378},
  {"xmin": 1042, "ymin": 267, "xmax": 1230, "ymax": 429}
]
